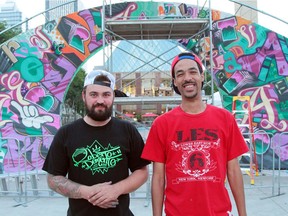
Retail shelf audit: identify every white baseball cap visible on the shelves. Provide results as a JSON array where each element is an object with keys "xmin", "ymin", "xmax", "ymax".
[{"xmin": 83, "ymin": 69, "xmax": 115, "ymax": 89}]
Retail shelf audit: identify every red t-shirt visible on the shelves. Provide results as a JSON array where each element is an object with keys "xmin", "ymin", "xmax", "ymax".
[{"xmin": 142, "ymin": 105, "xmax": 248, "ymax": 216}]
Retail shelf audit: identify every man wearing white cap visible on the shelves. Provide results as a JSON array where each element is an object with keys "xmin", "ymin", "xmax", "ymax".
[{"xmin": 43, "ymin": 70, "xmax": 150, "ymax": 216}]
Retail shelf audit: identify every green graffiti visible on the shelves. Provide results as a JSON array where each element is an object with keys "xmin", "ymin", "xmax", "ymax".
[
  {"xmin": 198, "ymin": 9, "xmax": 208, "ymax": 18},
  {"xmin": 91, "ymin": 11, "xmax": 103, "ymax": 41},
  {"xmin": 265, "ymin": 59, "xmax": 283, "ymax": 84},
  {"xmin": 274, "ymin": 79, "xmax": 287, "ymax": 95},
  {"xmin": 13, "ymin": 56, "xmax": 44, "ymax": 82},
  {"xmin": 70, "ymin": 36, "xmax": 84, "ymax": 53},
  {"xmin": 0, "ymin": 147, "xmax": 7, "ymax": 174},
  {"xmin": 215, "ymin": 70, "xmax": 227, "ymax": 86},
  {"xmin": 1, "ymin": 107, "xmax": 13, "ymax": 121},
  {"xmin": 222, "ymin": 26, "xmax": 237, "ymax": 42},
  {"xmin": 255, "ymin": 139, "xmax": 269, "ymax": 154},
  {"xmin": 72, "ymin": 140, "xmax": 123, "ymax": 175},
  {"xmin": 164, "ymin": 3, "xmax": 176, "ymax": 15},
  {"xmin": 37, "ymin": 95, "xmax": 54, "ymax": 112},
  {"xmin": 52, "ymin": 41, "xmax": 64, "ymax": 55},
  {"xmin": 0, "ymin": 133, "xmax": 7, "ymax": 173},
  {"xmin": 17, "ymin": 125, "xmax": 42, "ymax": 136},
  {"xmin": 224, "ymin": 52, "xmax": 242, "ymax": 73},
  {"xmin": 254, "ymin": 131, "xmax": 271, "ymax": 154},
  {"xmin": 280, "ymin": 100, "xmax": 288, "ymax": 111},
  {"xmin": 15, "ymin": 41, "xmax": 39, "ymax": 58},
  {"xmin": 185, "ymin": 39, "xmax": 197, "ymax": 50},
  {"xmin": 259, "ymin": 56, "xmax": 273, "ymax": 81}
]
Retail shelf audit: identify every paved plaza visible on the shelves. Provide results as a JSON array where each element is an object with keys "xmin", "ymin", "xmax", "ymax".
[{"xmin": 0, "ymin": 171, "xmax": 288, "ymax": 216}]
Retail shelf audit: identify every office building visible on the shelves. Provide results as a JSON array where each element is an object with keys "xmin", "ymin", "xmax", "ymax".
[
  {"xmin": 45, "ymin": 0, "xmax": 78, "ymax": 22},
  {"xmin": 0, "ymin": 0, "xmax": 22, "ymax": 30}
]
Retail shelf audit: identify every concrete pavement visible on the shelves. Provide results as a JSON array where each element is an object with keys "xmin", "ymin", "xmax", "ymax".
[{"xmin": 0, "ymin": 171, "xmax": 287, "ymax": 216}]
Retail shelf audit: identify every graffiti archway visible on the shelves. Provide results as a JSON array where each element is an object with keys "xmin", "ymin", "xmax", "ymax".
[{"xmin": 0, "ymin": 1, "xmax": 287, "ymax": 173}]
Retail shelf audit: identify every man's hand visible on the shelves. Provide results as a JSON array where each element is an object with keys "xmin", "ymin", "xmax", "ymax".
[
  {"xmin": 81, "ymin": 181, "xmax": 120, "ymax": 209},
  {"xmin": 89, "ymin": 181, "xmax": 120, "ymax": 208}
]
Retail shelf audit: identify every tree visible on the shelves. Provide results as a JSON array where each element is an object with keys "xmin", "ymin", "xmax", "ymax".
[
  {"xmin": 0, "ymin": 21, "xmax": 22, "ymax": 44},
  {"xmin": 64, "ymin": 68, "xmax": 86, "ymax": 117},
  {"xmin": 203, "ymin": 70, "xmax": 218, "ymax": 96}
]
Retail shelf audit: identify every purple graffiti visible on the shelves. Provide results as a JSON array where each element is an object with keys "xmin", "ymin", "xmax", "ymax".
[{"xmin": 238, "ymin": 32, "xmax": 288, "ymax": 77}]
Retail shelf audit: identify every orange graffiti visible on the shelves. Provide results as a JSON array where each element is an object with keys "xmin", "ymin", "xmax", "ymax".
[
  {"xmin": 235, "ymin": 16, "xmax": 252, "ymax": 31},
  {"xmin": 212, "ymin": 10, "xmax": 221, "ymax": 21},
  {"xmin": 158, "ymin": 6, "xmax": 164, "ymax": 15},
  {"xmin": 230, "ymin": 46, "xmax": 244, "ymax": 58}
]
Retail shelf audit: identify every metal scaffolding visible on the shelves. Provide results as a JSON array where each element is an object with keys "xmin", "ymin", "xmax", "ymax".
[{"xmin": 100, "ymin": 0, "xmax": 213, "ymax": 107}]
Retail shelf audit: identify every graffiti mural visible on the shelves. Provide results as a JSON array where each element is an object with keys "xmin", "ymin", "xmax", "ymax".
[
  {"xmin": 209, "ymin": 17, "xmax": 288, "ymax": 168},
  {"xmin": 0, "ymin": 1, "xmax": 287, "ymax": 175},
  {"xmin": 0, "ymin": 8, "xmax": 105, "ymax": 173}
]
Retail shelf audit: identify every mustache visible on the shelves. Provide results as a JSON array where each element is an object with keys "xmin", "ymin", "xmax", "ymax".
[
  {"xmin": 183, "ymin": 81, "xmax": 196, "ymax": 85},
  {"xmin": 93, "ymin": 103, "xmax": 107, "ymax": 108}
]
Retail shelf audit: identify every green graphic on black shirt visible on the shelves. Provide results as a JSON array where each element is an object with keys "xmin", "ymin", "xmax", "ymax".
[{"xmin": 72, "ymin": 140, "xmax": 123, "ymax": 174}]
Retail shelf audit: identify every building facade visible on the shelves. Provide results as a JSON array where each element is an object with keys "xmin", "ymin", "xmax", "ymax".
[
  {"xmin": 0, "ymin": 1, "xmax": 22, "ymax": 30},
  {"xmin": 45, "ymin": 0, "xmax": 78, "ymax": 22},
  {"xmin": 96, "ymin": 39, "xmax": 186, "ymax": 119}
]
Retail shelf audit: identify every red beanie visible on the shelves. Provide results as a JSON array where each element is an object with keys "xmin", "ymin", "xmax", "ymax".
[{"xmin": 171, "ymin": 52, "xmax": 203, "ymax": 95}]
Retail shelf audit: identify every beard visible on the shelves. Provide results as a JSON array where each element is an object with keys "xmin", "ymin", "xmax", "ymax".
[
  {"xmin": 85, "ymin": 103, "xmax": 113, "ymax": 121},
  {"xmin": 183, "ymin": 91, "xmax": 198, "ymax": 99}
]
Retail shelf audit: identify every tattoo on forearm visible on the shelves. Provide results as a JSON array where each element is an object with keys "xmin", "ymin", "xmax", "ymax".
[{"xmin": 48, "ymin": 174, "xmax": 82, "ymax": 199}]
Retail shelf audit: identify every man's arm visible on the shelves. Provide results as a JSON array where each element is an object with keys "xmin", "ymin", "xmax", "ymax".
[
  {"xmin": 227, "ymin": 158, "xmax": 247, "ymax": 216},
  {"xmin": 47, "ymin": 173, "xmax": 84, "ymax": 198},
  {"xmin": 47, "ymin": 173, "xmax": 115, "ymax": 208},
  {"xmin": 151, "ymin": 162, "xmax": 165, "ymax": 216},
  {"xmin": 113, "ymin": 165, "xmax": 149, "ymax": 195},
  {"xmin": 88, "ymin": 165, "xmax": 149, "ymax": 206}
]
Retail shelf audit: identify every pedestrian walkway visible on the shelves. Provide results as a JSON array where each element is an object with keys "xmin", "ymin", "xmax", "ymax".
[{"xmin": 0, "ymin": 173, "xmax": 287, "ymax": 216}]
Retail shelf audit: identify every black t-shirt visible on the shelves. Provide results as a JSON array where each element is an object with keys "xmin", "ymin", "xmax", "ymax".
[{"xmin": 43, "ymin": 117, "xmax": 150, "ymax": 216}]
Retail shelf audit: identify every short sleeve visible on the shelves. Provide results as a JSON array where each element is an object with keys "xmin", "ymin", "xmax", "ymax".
[
  {"xmin": 227, "ymin": 114, "xmax": 249, "ymax": 161},
  {"xmin": 42, "ymin": 127, "xmax": 69, "ymax": 176},
  {"xmin": 141, "ymin": 119, "xmax": 167, "ymax": 163}
]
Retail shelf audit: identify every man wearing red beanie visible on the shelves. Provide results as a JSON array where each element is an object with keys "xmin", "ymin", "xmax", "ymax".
[{"xmin": 142, "ymin": 52, "xmax": 248, "ymax": 216}]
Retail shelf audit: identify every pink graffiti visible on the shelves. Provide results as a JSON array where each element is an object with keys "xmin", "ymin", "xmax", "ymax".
[
  {"xmin": 0, "ymin": 71, "xmax": 24, "ymax": 124},
  {"xmin": 272, "ymin": 133, "xmax": 288, "ymax": 161},
  {"xmin": 217, "ymin": 17, "xmax": 237, "ymax": 41},
  {"xmin": 24, "ymin": 86, "xmax": 56, "ymax": 112},
  {"xmin": 78, "ymin": 10, "xmax": 100, "ymax": 51},
  {"xmin": 230, "ymin": 46, "xmax": 245, "ymax": 59},
  {"xmin": 3, "ymin": 135, "xmax": 53, "ymax": 172},
  {"xmin": 217, "ymin": 16, "xmax": 237, "ymax": 29},
  {"xmin": 41, "ymin": 55, "xmax": 76, "ymax": 101},
  {"xmin": 238, "ymin": 31, "xmax": 288, "ymax": 76},
  {"xmin": 111, "ymin": 3, "xmax": 137, "ymax": 20},
  {"xmin": 239, "ymin": 85, "xmax": 288, "ymax": 132},
  {"xmin": 212, "ymin": 50, "xmax": 225, "ymax": 70},
  {"xmin": 187, "ymin": 6, "xmax": 198, "ymax": 18},
  {"xmin": 30, "ymin": 25, "xmax": 52, "ymax": 51},
  {"xmin": 0, "ymin": 70, "xmax": 23, "ymax": 92},
  {"xmin": 63, "ymin": 18, "xmax": 90, "ymax": 53}
]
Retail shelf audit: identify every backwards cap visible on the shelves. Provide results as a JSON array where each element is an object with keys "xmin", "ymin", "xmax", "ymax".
[
  {"xmin": 171, "ymin": 52, "xmax": 203, "ymax": 95},
  {"xmin": 84, "ymin": 69, "xmax": 115, "ymax": 89}
]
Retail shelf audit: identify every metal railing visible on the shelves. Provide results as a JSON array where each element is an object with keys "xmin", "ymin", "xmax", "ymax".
[
  {"xmin": 237, "ymin": 131, "xmax": 288, "ymax": 199},
  {"xmin": 1, "ymin": 131, "xmax": 287, "ymax": 206},
  {"xmin": 0, "ymin": 0, "xmax": 77, "ymax": 36}
]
